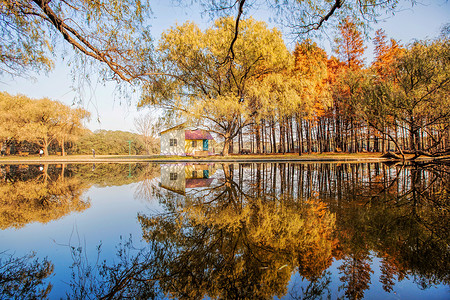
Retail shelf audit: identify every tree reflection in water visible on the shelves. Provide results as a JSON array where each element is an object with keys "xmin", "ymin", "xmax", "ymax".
[
  {"xmin": 65, "ymin": 161, "xmax": 449, "ymax": 299},
  {"xmin": 0, "ymin": 163, "xmax": 161, "ymax": 229},
  {"xmin": 0, "ymin": 251, "xmax": 53, "ymax": 299},
  {"xmin": 1, "ymin": 162, "xmax": 448, "ymax": 299},
  {"xmin": 139, "ymin": 163, "xmax": 336, "ymax": 299},
  {"xmin": 0, "ymin": 162, "xmax": 161, "ymax": 299},
  {"xmin": 0, "ymin": 164, "xmax": 91, "ymax": 229}
]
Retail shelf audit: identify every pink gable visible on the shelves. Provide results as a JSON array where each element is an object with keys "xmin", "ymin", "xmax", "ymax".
[{"xmin": 185, "ymin": 130, "xmax": 213, "ymax": 140}]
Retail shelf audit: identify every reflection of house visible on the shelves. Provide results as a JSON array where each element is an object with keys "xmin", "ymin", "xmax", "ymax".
[
  {"xmin": 160, "ymin": 164, "xmax": 186, "ymax": 195},
  {"xmin": 160, "ymin": 163, "xmax": 215, "ymax": 195},
  {"xmin": 160, "ymin": 124, "xmax": 215, "ymax": 156}
]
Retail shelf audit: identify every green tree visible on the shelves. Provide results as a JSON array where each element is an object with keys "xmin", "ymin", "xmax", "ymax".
[{"xmin": 72, "ymin": 130, "xmax": 145, "ymax": 155}]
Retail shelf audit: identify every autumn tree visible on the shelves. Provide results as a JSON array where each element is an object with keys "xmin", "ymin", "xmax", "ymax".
[
  {"xmin": 331, "ymin": 18, "xmax": 367, "ymax": 153},
  {"xmin": 373, "ymin": 29, "xmax": 404, "ymax": 80},
  {"xmin": 0, "ymin": 92, "xmax": 30, "ymax": 154},
  {"xmin": 54, "ymin": 106, "xmax": 90, "ymax": 156},
  {"xmin": 356, "ymin": 37, "xmax": 450, "ymax": 159},
  {"xmin": 1, "ymin": 0, "xmax": 155, "ymax": 82},
  {"xmin": 1, "ymin": 0, "xmax": 407, "ymax": 75},
  {"xmin": 189, "ymin": 0, "xmax": 404, "ymax": 58},
  {"xmin": 141, "ymin": 17, "xmax": 291, "ymax": 155},
  {"xmin": 392, "ymin": 38, "xmax": 450, "ymax": 156},
  {"xmin": 334, "ymin": 18, "xmax": 366, "ymax": 70},
  {"xmin": 0, "ymin": 92, "xmax": 89, "ymax": 156},
  {"xmin": 293, "ymin": 40, "xmax": 330, "ymax": 153}
]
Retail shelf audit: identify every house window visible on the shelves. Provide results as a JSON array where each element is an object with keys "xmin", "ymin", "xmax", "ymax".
[
  {"xmin": 170, "ymin": 173, "xmax": 178, "ymax": 180},
  {"xmin": 192, "ymin": 140, "xmax": 197, "ymax": 147},
  {"xmin": 170, "ymin": 139, "xmax": 177, "ymax": 147}
]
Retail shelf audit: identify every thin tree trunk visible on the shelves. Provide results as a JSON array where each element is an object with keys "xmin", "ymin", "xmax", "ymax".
[
  {"xmin": 271, "ymin": 117, "xmax": 276, "ymax": 153},
  {"xmin": 306, "ymin": 120, "xmax": 312, "ymax": 154},
  {"xmin": 256, "ymin": 122, "xmax": 261, "ymax": 154}
]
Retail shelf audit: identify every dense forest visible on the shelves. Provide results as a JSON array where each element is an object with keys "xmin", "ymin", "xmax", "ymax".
[{"xmin": 145, "ymin": 18, "xmax": 449, "ymax": 158}]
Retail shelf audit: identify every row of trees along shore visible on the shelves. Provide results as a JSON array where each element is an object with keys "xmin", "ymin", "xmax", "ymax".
[
  {"xmin": 144, "ymin": 18, "xmax": 449, "ymax": 159},
  {"xmin": 0, "ymin": 92, "xmax": 90, "ymax": 156},
  {"xmin": 0, "ymin": 92, "xmax": 159, "ymax": 156}
]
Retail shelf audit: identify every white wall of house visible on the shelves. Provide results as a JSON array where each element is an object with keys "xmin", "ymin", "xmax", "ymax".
[
  {"xmin": 160, "ymin": 128, "xmax": 185, "ymax": 155},
  {"xmin": 160, "ymin": 164, "xmax": 186, "ymax": 194}
]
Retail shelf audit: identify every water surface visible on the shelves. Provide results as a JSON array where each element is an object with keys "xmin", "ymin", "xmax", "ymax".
[{"xmin": 0, "ymin": 162, "xmax": 448, "ymax": 299}]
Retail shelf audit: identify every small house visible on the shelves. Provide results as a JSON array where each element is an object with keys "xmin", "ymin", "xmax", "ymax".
[{"xmin": 160, "ymin": 124, "xmax": 215, "ymax": 156}]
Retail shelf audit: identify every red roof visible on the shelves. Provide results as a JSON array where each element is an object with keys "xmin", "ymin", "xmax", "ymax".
[
  {"xmin": 185, "ymin": 130, "xmax": 214, "ymax": 140},
  {"xmin": 186, "ymin": 178, "xmax": 214, "ymax": 188}
]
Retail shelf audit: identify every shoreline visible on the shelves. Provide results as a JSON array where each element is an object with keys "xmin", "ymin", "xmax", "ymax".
[{"xmin": 0, "ymin": 153, "xmax": 445, "ymax": 164}]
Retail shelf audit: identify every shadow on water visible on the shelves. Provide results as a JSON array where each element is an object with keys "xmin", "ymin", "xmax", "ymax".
[{"xmin": 0, "ymin": 161, "xmax": 448, "ymax": 299}]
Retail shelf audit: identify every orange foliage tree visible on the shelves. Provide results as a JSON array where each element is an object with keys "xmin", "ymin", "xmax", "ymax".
[{"xmin": 373, "ymin": 29, "xmax": 404, "ymax": 80}]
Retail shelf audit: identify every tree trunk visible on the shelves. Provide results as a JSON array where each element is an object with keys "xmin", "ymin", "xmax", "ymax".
[
  {"xmin": 366, "ymin": 125, "xmax": 370, "ymax": 152},
  {"xmin": 297, "ymin": 116, "xmax": 302, "ymax": 155},
  {"xmin": 256, "ymin": 123, "xmax": 261, "ymax": 154},
  {"xmin": 306, "ymin": 120, "xmax": 312, "ymax": 153},
  {"xmin": 279, "ymin": 120, "xmax": 284, "ymax": 154},
  {"xmin": 222, "ymin": 136, "xmax": 231, "ymax": 156},
  {"xmin": 43, "ymin": 137, "xmax": 50, "ymax": 156},
  {"xmin": 271, "ymin": 117, "xmax": 276, "ymax": 153},
  {"xmin": 60, "ymin": 137, "xmax": 66, "ymax": 156},
  {"xmin": 289, "ymin": 117, "xmax": 295, "ymax": 152}
]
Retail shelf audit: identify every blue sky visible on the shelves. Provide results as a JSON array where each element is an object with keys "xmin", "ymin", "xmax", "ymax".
[{"xmin": 0, "ymin": 0, "xmax": 449, "ymax": 133}]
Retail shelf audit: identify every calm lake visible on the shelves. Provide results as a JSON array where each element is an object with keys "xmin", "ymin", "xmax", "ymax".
[{"xmin": 0, "ymin": 162, "xmax": 448, "ymax": 299}]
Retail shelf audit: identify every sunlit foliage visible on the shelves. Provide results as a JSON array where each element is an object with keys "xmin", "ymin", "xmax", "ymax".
[
  {"xmin": 0, "ymin": 92, "xmax": 90, "ymax": 156},
  {"xmin": 140, "ymin": 17, "xmax": 293, "ymax": 155},
  {"xmin": 71, "ymin": 130, "xmax": 147, "ymax": 155},
  {"xmin": 0, "ymin": 0, "xmax": 154, "ymax": 82}
]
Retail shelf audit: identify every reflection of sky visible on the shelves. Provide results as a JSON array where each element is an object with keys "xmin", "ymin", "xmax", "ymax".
[
  {"xmin": 284, "ymin": 256, "xmax": 449, "ymax": 300},
  {"xmin": 0, "ymin": 182, "xmax": 164, "ymax": 299}
]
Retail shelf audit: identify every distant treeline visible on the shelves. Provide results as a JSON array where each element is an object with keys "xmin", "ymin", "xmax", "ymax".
[
  {"xmin": 0, "ymin": 92, "xmax": 159, "ymax": 156},
  {"xmin": 72, "ymin": 130, "xmax": 149, "ymax": 155}
]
